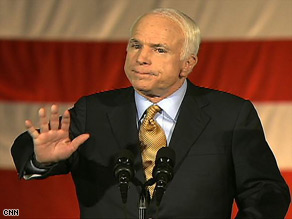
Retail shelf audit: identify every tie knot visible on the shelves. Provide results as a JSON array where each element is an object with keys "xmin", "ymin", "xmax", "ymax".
[{"xmin": 145, "ymin": 105, "xmax": 161, "ymax": 120}]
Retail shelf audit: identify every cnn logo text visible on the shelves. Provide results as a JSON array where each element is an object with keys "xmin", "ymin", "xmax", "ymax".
[{"xmin": 3, "ymin": 209, "xmax": 19, "ymax": 216}]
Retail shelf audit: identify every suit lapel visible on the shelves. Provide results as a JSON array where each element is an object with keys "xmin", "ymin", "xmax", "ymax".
[
  {"xmin": 107, "ymin": 89, "xmax": 138, "ymax": 151},
  {"xmin": 169, "ymin": 81, "xmax": 210, "ymax": 173},
  {"xmin": 107, "ymin": 88, "xmax": 145, "ymax": 185}
]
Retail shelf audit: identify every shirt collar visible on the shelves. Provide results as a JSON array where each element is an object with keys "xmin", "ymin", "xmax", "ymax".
[{"xmin": 135, "ymin": 80, "xmax": 187, "ymax": 121}]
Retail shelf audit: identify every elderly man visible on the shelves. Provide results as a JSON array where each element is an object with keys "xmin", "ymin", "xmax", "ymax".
[{"xmin": 12, "ymin": 8, "xmax": 290, "ymax": 218}]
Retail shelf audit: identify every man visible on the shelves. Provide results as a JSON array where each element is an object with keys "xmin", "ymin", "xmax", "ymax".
[{"xmin": 11, "ymin": 8, "xmax": 290, "ymax": 218}]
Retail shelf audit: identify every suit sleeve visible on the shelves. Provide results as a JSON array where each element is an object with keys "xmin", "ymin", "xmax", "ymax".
[
  {"xmin": 10, "ymin": 96, "xmax": 87, "ymax": 179},
  {"xmin": 232, "ymin": 100, "xmax": 291, "ymax": 218}
]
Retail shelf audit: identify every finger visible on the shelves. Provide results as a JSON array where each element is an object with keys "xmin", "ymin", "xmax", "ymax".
[
  {"xmin": 61, "ymin": 110, "xmax": 71, "ymax": 131},
  {"xmin": 71, "ymin": 134, "xmax": 90, "ymax": 151},
  {"xmin": 50, "ymin": 104, "xmax": 60, "ymax": 130},
  {"xmin": 25, "ymin": 120, "xmax": 39, "ymax": 139},
  {"xmin": 39, "ymin": 108, "xmax": 49, "ymax": 133}
]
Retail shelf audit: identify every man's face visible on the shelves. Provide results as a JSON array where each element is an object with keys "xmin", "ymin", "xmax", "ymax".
[{"xmin": 124, "ymin": 14, "xmax": 192, "ymax": 102}]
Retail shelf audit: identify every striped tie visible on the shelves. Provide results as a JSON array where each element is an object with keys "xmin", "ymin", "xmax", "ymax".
[{"xmin": 139, "ymin": 105, "xmax": 167, "ymax": 196}]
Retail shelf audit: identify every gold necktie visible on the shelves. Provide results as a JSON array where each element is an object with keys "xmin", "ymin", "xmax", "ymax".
[{"xmin": 139, "ymin": 105, "xmax": 167, "ymax": 195}]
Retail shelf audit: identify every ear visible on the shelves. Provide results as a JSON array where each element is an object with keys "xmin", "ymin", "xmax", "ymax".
[{"xmin": 179, "ymin": 55, "xmax": 198, "ymax": 78}]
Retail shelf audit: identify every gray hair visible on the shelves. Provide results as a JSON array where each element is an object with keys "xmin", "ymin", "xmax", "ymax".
[{"xmin": 130, "ymin": 8, "xmax": 201, "ymax": 60}]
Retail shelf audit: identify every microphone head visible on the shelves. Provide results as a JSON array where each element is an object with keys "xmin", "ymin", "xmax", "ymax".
[
  {"xmin": 155, "ymin": 147, "xmax": 175, "ymax": 166},
  {"xmin": 114, "ymin": 149, "xmax": 135, "ymax": 180},
  {"xmin": 115, "ymin": 149, "xmax": 134, "ymax": 162},
  {"xmin": 153, "ymin": 147, "xmax": 176, "ymax": 181}
]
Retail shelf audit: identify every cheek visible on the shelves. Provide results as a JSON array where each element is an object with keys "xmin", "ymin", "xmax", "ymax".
[
  {"xmin": 124, "ymin": 55, "xmax": 133, "ymax": 73},
  {"xmin": 159, "ymin": 61, "xmax": 182, "ymax": 79}
]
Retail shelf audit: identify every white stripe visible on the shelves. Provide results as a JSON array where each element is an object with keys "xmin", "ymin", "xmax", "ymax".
[
  {"xmin": 0, "ymin": 101, "xmax": 291, "ymax": 169},
  {"xmin": 0, "ymin": 0, "xmax": 291, "ymax": 40}
]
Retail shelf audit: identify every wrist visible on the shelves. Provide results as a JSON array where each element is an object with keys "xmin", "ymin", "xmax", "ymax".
[{"xmin": 32, "ymin": 154, "xmax": 56, "ymax": 169}]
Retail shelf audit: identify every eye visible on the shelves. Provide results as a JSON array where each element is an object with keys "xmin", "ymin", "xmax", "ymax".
[
  {"xmin": 155, "ymin": 48, "xmax": 167, "ymax": 53},
  {"xmin": 130, "ymin": 43, "xmax": 141, "ymax": 49}
]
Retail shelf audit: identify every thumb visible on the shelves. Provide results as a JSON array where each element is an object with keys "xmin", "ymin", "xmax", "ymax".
[{"xmin": 71, "ymin": 134, "xmax": 90, "ymax": 151}]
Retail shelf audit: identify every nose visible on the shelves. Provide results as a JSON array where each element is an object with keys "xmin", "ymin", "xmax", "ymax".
[{"xmin": 136, "ymin": 48, "xmax": 151, "ymax": 65}]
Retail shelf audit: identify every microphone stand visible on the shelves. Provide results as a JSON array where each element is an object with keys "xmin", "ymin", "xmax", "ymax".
[
  {"xmin": 138, "ymin": 179, "xmax": 153, "ymax": 219},
  {"xmin": 139, "ymin": 189, "xmax": 147, "ymax": 219}
]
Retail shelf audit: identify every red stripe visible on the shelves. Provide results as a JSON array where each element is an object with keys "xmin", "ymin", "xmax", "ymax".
[
  {"xmin": 195, "ymin": 40, "xmax": 292, "ymax": 101},
  {"xmin": 0, "ymin": 40, "xmax": 291, "ymax": 102}
]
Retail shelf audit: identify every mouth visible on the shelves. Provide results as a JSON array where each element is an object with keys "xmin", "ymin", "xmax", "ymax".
[{"xmin": 133, "ymin": 70, "xmax": 156, "ymax": 76}]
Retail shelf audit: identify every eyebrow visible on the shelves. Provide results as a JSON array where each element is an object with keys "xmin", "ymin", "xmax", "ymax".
[
  {"xmin": 152, "ymin": 43, "xmax": 168, "ymax": 49},
  {"xmin": 129, "ymin": 38, "xmax": 170, "ymax": 50},
  {"xmin": 129, "ymin": 38, "xmax": 140, "ymax": 44}
]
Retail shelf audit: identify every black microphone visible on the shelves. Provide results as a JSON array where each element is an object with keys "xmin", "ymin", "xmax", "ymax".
[
  {"xmin": 114, "ymin": 149, "xmax": 135, "ymax": 204},
  {"xmin": 152, "ymin": 147, "xmax": 175, "ymax": 206}
]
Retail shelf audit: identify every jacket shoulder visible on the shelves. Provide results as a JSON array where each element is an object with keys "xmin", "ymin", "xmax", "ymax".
[
  {"xmin": 188, "ymin": 82, "xmax": 247, "ymax": 105},
  {"xmin": 75, "ymin": 86, "xmax": 134, "ymax": 108}
]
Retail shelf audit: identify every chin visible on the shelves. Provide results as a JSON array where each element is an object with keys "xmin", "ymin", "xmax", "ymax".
[
  {"xmin": 133, "ymin": 84, "xmax": 152, "ymax": 94},
  {"xmin": 135, "ymin": 86, "xmax": 151, "ymax": 94},
  {"xmin": 132, "ymin": 80, "xmax": 151, "ymax": 90}
]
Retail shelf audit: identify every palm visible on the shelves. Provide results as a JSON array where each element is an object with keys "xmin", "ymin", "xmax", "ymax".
[{"xmin": 26, "ymin": 105, "xmax": 89, "ymax": 164}]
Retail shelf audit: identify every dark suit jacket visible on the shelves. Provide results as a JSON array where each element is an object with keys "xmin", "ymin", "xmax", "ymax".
[{"xmin": 11, "ymin": 80, "xmax": 290, "ymax": 218}]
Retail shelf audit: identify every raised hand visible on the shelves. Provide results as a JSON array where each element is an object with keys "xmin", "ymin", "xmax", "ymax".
[{"xmin": 25, "ymin": 105, "xmax": 89, "ymax": 164}]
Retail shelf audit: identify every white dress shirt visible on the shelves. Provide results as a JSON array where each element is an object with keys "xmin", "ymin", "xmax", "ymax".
[{"xmin": 135, "ymin": 80, "xmax": 187, "ymax": 145}]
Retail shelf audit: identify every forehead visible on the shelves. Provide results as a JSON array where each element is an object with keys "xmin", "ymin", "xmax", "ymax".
[{"xmin": 131, "ymin": 14, "xmax": 184, "ymax": 45}]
